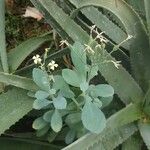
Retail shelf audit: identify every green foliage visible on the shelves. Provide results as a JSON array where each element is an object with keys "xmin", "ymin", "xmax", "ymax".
[
  {"xmin": 51, "ymin": 109, "xmax": 63, "ymax": 133},
  {"xmin": 0, "ymin": 88, "xmax": 34, "ymax": 135},
  {"xmin": 0, "ymin": 137, "xmax": 61, "ymax": 150},
  {"xmin": 0, "ymin": 0, "xmax": 150, "ymax": 149},
  {"xmin": 8, "ymin": 34, "xmax": 51, "ymax": 72},
  {"xmin": 31, "ymin": 41, "xmax": 114, "ymax": 140},
  {"xmin": 82, "ymin": 97, "xmax": 106, "ymax": 133},
  {"xmin": 139, "ymin": 122, "xmax": 150, "ymax": 150},
  {"xmin": 0, "ymin": 0, "xmax": 9, "ymax": 73},
  {"xmin": 33, "ymin": 68, "xmax": 50, "ymax": 91},
  {"xmin": 29, "ymin": 0, "xmax": 150, "ymax": 149}
]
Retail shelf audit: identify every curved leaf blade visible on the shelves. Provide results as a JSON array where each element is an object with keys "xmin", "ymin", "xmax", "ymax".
[{"xmin": 8, "ymin": 34, "xmax": 51, "ymax": 72}]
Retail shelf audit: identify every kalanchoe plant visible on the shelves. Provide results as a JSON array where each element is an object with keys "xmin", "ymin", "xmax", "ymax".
[{"xmin": 31, "ymin": 41, "xmax": 114, "ymax": 143}]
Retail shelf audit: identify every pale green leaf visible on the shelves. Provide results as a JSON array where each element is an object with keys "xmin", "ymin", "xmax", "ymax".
[
  {"xmin": 51, "ymin": 110, "xmax": 62, "ymax": 132},
  {"xmin": 33, "ymin": 68, "xmax": 50, "ymax": 91},
  {"xmin": 100, "ymin": 96, "xmax": 113, "ymax": 108},
  {"xmin": 62, "ymin": 69, "xmax": 81, "ymax": 87},
  {"xmin": 65, "ymin": 129, "xmax": 76, "ymax": 145},
  {"xmin": 36, "ymin": 125, "xmax": 50, "ymax": 137},
  {"xmin": 32, "ymin": 117, "xmax": 48, "ymax": 130},
  {"xmin": 88, "ymin": 65, "xmax": 98, "ymax": 81},
  {"xmin": 31, "ymin": 0, "xmax": 144, "ymax": 105},
  {"xmin": 43, "ymin": 110, "xmax": 54, "ymax": 122},
  {"xmin": 82, "ymin": 98, "xmax": 106, "ymax": 133},
  {"xmin": 65, "ymin": 112, "xmax": 81, "ymax": 127},
  {"xmin": 53, "ymin": 75, "xmax": 75, "ymax": 98},
  {"xmin": 91, "ymin": 84, "xmax": 114, "ymax": 98},
  {"xmin": 71, "ymin": 41, "xmax": 86, "ymax": 76},
  {"xmin": 63, "ymin": 104, "xmax": 140, "ymax": 150},
  {"xmin": 35, "ymin": 90, "xmax": 49, "ymax": 99},
  {"xmin": 93, "ymin": 98, "xmax": 103, "ymax": 108},
  {"xmin": 53, "ymin": 95, "xmax": 67, "ymax": 110},
  {"xmin": 33, "ymin": 99, "xmax": 51, "ymax": 110},
  {"xmin": 80, "ymin": 82, "xmax": 89, "ymax": 93}
]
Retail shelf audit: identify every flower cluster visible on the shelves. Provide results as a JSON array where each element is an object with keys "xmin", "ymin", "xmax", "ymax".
[{"xmin": 32, "ymin": 48, "xmax": 58, "ymax": 71}]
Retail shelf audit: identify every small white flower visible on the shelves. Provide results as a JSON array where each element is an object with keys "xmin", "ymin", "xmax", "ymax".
[
  {"xmin": 48, "ymin": 60, "xmax": 58, "ymax": 70},
  {"xmin": 45, "ymin": 48, "xmax": 50, "ymax": 52},
  {"xmin": 59, "ymin": 40, "xmax": 69, "ymax": 46},
  {"xmin": 32, "ymin": 54, "xmax": 42, "ymax": 64},
  {"xmin": 90, "ymin": 24, "xmax": 96, "ymax": 32},
  {"xmin": 111, "ymin": 60, "xmax": 121, "ymax": 69},
  {"xmin": 84, "ymin": 44, "xmax": 95, "ymax": 54}
]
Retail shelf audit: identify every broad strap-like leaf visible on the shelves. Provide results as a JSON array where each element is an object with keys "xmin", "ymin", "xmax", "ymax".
[
  {"xmin": 126, "ymin": 0, "xmax": 145, "ymax": 16},
  {"xmin": 69, "ymin": 0, "xmax": 150, "ymax": 90},
  {"xmin": 63, "ymin": 103, "xmax": 141, "ymax": 150},
  {"xmin": 0, "ymin": 72, "xmax": 38, "ymax": 91},
  {"xmin": 144, "ymin": 0, "xmax": 150, "ymax": 45},
  {"xmin": 63, "ymin": 123, "xmax": 137, "ymax": 150},
  {"xmin": 69, "ymin": 1, "xmax": 129, "ymax": 50},
  {"xmin": 122, "ymin": 134, "xmax": 142, "ymax": 150},
  {"xmin": 0, "ymin": 88, "xmax": 34, "ymax": 135},
  {"xmin": 8, "ymin": 34, "xmax": 51, "ymax": 72},
  {"xmin": 0, "ymin": 137, "xmax": 61, "ymax": 150},
  {"xmin": 31, "ymin": 0, "xmax": 143, "ymax": 104},
  {"xmin": 139, "ymin": 122, "xmax": 150, "ymax": 150},
  {"xmin": 0, "ymin": 0, "xmax": 9, "ymax": 73}
]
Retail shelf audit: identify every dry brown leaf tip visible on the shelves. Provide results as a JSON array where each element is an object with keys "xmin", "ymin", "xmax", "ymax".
[{"xmin": 23, "ymin": 6, "xmax": 43, "ymax": 21}]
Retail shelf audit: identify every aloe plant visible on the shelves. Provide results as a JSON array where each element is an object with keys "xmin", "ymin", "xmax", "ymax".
[
  {"xmin": 0, "ymin": 0, "xmax": 150, "ymax": 149},
  {"xmin": 28, "ymin": 0, "xmax": 150, "ymax": 149}
]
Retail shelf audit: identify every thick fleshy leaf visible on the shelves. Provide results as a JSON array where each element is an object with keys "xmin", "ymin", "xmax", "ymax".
[
  {"xmin": 65, "ymin": 113, "xmax": 81, "ymax": 127},
  {"xmin": 71, "ymin": 41, "xmax": 86, "ymax": 77},
  {"xmin": 0, "ymin": 88, "xmax": 34, "ymax": 135},
  {"xmin": 80, "ymin": 82, "xmax": 89, "ymax": 93},
  {"xmin": 33, "ymin": 99, "xmax": 51, "ymax": 110},
  {"xmin": 60, "ymin": 89, "xmax": 75, "ymax": 98},
  {"xmin": 65, "ymin": 129, "xmax": 76, "ymax": 144},
  {"xmin": 81, "ymin": 98, "xmax": 106, "ymax": 133},
  {"xmin": 51, "ymin": 110, "xmax": 62, "ymax": 132},
  {"xmin": 88, "ymin": 65, "xmax": 98, "ymax": 81},
  {"xmin": 53, "ymin": 75, "xmax": 74, "ymax": 98},
  {"xmin": 53, "ymin": 75, "xmax": 68, "ymax": 90},
  {"xmin": 35, "ymin": 90, "xmax": 49, "ymax": 99},
  {"xmin": 139, "ymin": 122, "xmax": 150, "ymax": 149},
  {"xmin": 62, "ymin": 69, "xmax": 82, "ymax": 87},
  {"xmin": 91, "ymin": 84, "xmax": 114, "ymax": 98},
  {"xmin": 33, "ymin": 68, "xmax": 50, "ymax": 91},
  {"xmin": 32, "ymin": 117, "xmax": 48, "ymax": 130},
  {"xmin": 43, "ymin": 110, "xmax": 54, "ymax": 122},
  {"xmin": 36, "ymin": 125, "xmax": 50, "ymax": 137},
  {"xmin": 8, "ymin": 34, "xmax": 51, "ymax": 72},
  {"xmin": 93, "ymin": 98, "xmax": 103, "ymax": 108},
  {"xmin": 53, "ymin": 95, "xmax": 67, "ymax": 109},
  {"xmin": 100, "ymin": 96, "xmax": 113, "ymax": 108}
]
